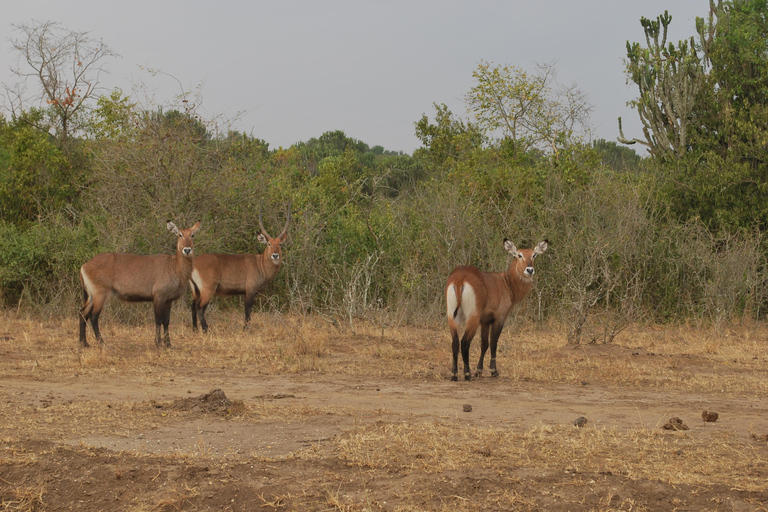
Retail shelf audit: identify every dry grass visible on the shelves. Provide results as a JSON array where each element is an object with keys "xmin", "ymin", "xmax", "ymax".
[
  {"xmin": 5, "ymin": 310, "xmax": 765, "ymax": 393},
  {"xmin": 325, "ymin": 420, "xmax": 766, "ymax": 490}
]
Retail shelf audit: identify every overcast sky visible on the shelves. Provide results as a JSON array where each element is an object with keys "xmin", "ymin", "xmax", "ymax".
[{"xmin": 1, "ymin": 1, "xmax": 707, "ymax": 155}]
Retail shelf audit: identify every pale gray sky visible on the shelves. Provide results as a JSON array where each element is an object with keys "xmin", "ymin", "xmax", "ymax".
[{"xmin": 1, "ymin": 1, "xmax": 707, "ymax": 154}]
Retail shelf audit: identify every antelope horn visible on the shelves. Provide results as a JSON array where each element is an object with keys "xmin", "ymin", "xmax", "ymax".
[
  {"xmin": 279, "ymin": 204, "xmax": 292, "ymax": 238},
  {"xmin": 258, "ymin": 204, "xmax": 270, "ymax": 237}
]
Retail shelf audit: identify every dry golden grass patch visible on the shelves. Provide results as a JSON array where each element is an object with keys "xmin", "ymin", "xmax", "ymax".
[
  {"xmin": 0, "ymin": 398, "xmax": 161, "ymax": 440},
  {"xmin": 2, "ymin": 310, "xmax": 767, "ymax": 394},
  {"xmin": 0, "ymin": 389, "xmax": 358, "ymax": 447},
  {"xmin": 487, "ymin": 320, "xmax": 768, "ymax": 395},
  {"xmin": 325, "ymin": 420, "xmax": 768, "ymax": 492}
]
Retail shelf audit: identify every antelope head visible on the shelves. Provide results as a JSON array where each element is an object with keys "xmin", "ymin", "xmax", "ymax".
[
  {"xmin": 504, "ymin": 239, "xmax": 548, "ymax": 281},
  {"xmin": 258, "ymin": 205, "xmax": 291, "ymax": 266},
  {"xmin": 167, "ymin": 221, "xmax": 202, "ymax": 258}
]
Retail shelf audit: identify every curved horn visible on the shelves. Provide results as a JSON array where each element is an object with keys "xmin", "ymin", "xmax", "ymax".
[
  {"xmin": 258, "ymin": 204, "xmax": 270, "ymax": 237},
  {"xmin": 279, "ymin": 204, "xmax": 292, "ymax": 238}
]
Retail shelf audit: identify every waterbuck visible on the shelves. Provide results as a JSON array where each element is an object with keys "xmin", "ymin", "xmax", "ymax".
[
  {"xmin": 190, "ymin": 206, "xmax": 290, "ymax": 332},
  {"xmin": 445, "ymin": 239, "xmax": 548, "ymax": 381},
  {"xmin": 79, "ymin": 220, "xmax": 202, "ymax": 348}
]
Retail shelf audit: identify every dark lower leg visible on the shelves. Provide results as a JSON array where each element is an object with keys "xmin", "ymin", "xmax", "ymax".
[
  {"xmin": 244, "ymin": 295, "xmax": 255, "ymax": 330},
  {"xmin": 476, "ymin": 325, "xmax": 490, "ymax": 376},
  {"xmin": 162, "ymin": 305, "xmax": 171, "ymax": 347},
  {"xmin": 79, "ymin": 312, "xmax": 89, "ymax": 347},
  {"xmin": 191, "ymin": 300, "xmax": 199, "ymax": 331},
  {"xmin": 199, "ymin": 304, "xmax": 209, "ymax": 333},
  {"xmin": 461, "ymin": 335, "xmax": 472, "ymax": 381},
  {"xmin": 489, "ymin": 327, "xmax": 503, "ymax": 376},
  {"xmin": 451, "ymin": 332, "xmax": 460, "ymax": 381},
  {"xmin": 90, "ymin": 313, "xmax": 104, "ymax": 344}
]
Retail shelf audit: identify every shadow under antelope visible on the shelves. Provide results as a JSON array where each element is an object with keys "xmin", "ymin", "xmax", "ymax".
[
  {"xmin": 445, "ymin": 239, "xmax": 548, "ymax": 381},
  {"xmin": 190, "ymin": 206, "xmax": 290, "ymax": 332},
  {"xmin": 79, "ymin": 221, "xmax": 202, "ymax": 348}
]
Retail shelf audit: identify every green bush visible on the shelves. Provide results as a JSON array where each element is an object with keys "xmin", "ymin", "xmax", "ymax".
[{"xmin": 0, "ymin": 218, "xmax": 98, "ymax": 313}]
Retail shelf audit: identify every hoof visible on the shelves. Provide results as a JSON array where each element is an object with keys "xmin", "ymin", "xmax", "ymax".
[
  {"xmin": 475, "ymin": 370, "xmax": 483, "ymax": 377},
  {"xmin": 451, "ymin": 375, "xmax": 458, "ymax": 382},
  {"xmin": 464, "ymin": 374, "xmax": 472, "ymax": 381},
  {"xmin": 490, "ymin": 370, "xmax": 499, "ymax": 378}
]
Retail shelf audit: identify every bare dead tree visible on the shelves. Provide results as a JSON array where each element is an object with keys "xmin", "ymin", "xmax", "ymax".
[{"xmin": 4, "ymin": 20, "xmax": 119, "ymax": 148}]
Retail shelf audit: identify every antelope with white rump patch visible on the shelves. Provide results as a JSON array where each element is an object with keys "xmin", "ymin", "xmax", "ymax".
[
  {"xmin": 445, "ymin": 239, "xmax": 548, "ymax": 381},
  {"xmin": 79, "ymin": 220, "xmax": 202, "ymax": 348},
  {"xmin": 190, "ymin": 206, "xmax": 290, "ymax": 332}
]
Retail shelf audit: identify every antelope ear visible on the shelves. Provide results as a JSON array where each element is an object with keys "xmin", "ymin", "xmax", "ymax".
[
  {"xmin": 533, "ymin": 240, "xmax": 549, "ymax": 257},
  {"xmin": 190, "ymin": 221, "xmax": 202, "ymax": 236},
  {"xmin": 503, "ymin": 238, "xmax": 518, "ymax": 258},
  {"xmin": 167, "ymin": 221, "xmax": 180, "ymax": 236},
  {"xmin": 257, "ymin": 234, "xmax": 268, "ymax": 244}
]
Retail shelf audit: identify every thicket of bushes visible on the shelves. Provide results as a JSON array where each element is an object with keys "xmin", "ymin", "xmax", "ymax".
[{"xmin": 2, "ymin": 100, "xmax": 766, "ymax": 342}]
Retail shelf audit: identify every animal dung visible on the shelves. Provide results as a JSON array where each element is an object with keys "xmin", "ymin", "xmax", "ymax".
[
  {"xmin": 573, "ymin": 416, "xmax": 588, "ymax": 427},
  {"xmin": 702, "ymin": 410, "xmax": 719, "ymax": 422},
  {"xmin": 662, "ymin": 417, "xmax": 689, "ymax": 431},
  {"xmin": 463, "ymin": 404, "xmax": 472, "ymax": 412}
]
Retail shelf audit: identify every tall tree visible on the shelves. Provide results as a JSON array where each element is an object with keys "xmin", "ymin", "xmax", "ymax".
[
  {"xmin": 618, "ymin": 11, "xmax": 706, "ymax": 160},
  {"xmin": 465, "ymin": 61, "xmax": 591, "ymax": 154},
  {"xmin": 4, "ymin": 21, "xmax": 118, "ymax": 149},
  {"xmin": 414, "ymin": 103, "xmax": 483, "ymax": 167},
  {"xmin": 624, "ymin": 1, "xmax": 768, "ymax": 231},
  {"xmin": 692, "ymin": 0, "xmax": 768, "ymax": 161}
]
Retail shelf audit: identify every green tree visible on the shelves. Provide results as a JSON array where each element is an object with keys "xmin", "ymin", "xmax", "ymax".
[
  {"xmin": 591, "ymin": 139, "xmax": 643, "ymax": 172},
  {"xmin": 0, "ymin": 112, "xmax": 73, "ymax": 224},
  {"xmin": 465, "ymin": 61, "xmax": 591, "ymax": 154},
  {"xmin": 624, "ymin": 1, "xmax": 768, "ymax": 232},
  {"xmin": 414, "ymin": 103, "xmax": 483, "ymax": 167},
  {"xmin": 88, "ymin": 89, "xmax": 137, "ymax": 140},
  {"xmin": 692, "ymin": 0, "xmax": 768, "ymax": 162}
]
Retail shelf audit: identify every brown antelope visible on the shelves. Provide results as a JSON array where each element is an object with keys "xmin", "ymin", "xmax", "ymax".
[
  {"xmin": 79, "ymin": 221, "xmax": 202, "ymax": 348},
  {"xmin": 190, "ymin": 206, "xmax": 290, "ymax": 332},
  {"xmin": 445, "ymin": 239, "xmax": 548, "ymax": 381}
]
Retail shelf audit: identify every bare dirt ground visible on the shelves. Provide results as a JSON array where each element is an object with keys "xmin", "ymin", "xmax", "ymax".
[{"xmin": 1, "ymin": 310, "xmax": 767, "ymax": 511}]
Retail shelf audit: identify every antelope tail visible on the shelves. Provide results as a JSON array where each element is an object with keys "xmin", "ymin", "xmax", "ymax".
[
  {"xmin": 446, "ymin": 282, "xmax": 465, "ymax": 320},
  {"xmin": 79, "ymin": 269, "xmax": 93, "ymax": 318},
  {"xmin": 453, "ymin": 284, "xmax": 464, "ymax": 319}
]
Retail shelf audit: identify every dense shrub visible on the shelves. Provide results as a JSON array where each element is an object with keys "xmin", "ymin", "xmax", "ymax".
[{"xmin": 2, "ymin": 109, "xmax": 767, "ymax": 337}]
